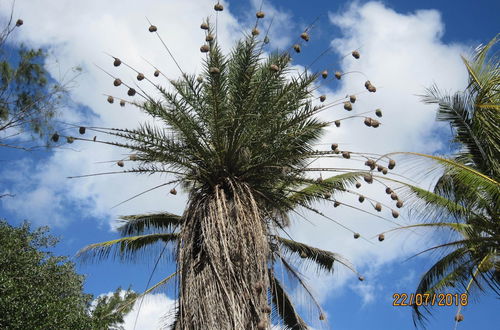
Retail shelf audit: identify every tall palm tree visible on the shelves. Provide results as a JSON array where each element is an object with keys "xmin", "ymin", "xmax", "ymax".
[
  {"xmin": 381, "ymin": 35, "xmax": 499, "ymax": 326},
  {"xmin": 75, "ymin": 14, "xmax": 394, "ymax": 329}
]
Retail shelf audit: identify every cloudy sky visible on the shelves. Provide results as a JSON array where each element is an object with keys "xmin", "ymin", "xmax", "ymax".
[{"xmin": 0, "ymin": 0, "xmax": 498, "ymax": 329}]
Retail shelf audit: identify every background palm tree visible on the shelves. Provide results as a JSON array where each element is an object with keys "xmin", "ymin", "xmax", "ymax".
[{"xmin": 380, "ymin": 35, "xmax": 499, "ymax": 326}]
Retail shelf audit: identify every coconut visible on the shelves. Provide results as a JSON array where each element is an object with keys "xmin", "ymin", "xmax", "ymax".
[
  {"xmin": 200, "ymin": 44, "xmax": 210, "ymax": 53},
  {"xmin": 371, "ymin": 120, "xmax": 380, "ymax": 128},
  {"xmin": 117, "ymin": 160, "xmax": 124, "ymax": 167},
  {"xmin": 321, "ymin": 70, "xmax": 328, "ymax": 79},
  {"xmin": 382, "ymin": 168, "xmax": 388, "ymax": 175},
  {"xmin": 392, "ymin": 210, "xmax": 399, "ymax": 218},
  {"xmin": 149, "ymin": 25, "xmax": 157, "ymax": 32},
  {"xmin": 256, "ymin": 11, "xmax": 265, "ymax": 18},
  {"xmin": 205, "ymin": 34, "xmax": 214, "ymax": 42},
  {"xmin": 358, "ymin": 195, "xmax": 365, "ymax": 203},
  {"xmin": 200, "ymin": 22, "xmax": 209, "ymax": 30},
  {"xmin": 113, "ymin": 78, "xmax": 122, "ymax": 86},
  {"xmin": 79, "ymin": 127, "xmax": 86, "ymax": 135},
  {"xmin": 350, "ymin": 95, "xmax": 356, "ymax": 103},
  {"xmin": 300, "ymin": 32, "xmax": 309, "ymax": 41},
  {"xmin": 375, "ymin": 109, "xmax": 383, "ymax": 117},
  {"xmin": 355, "ymin": 182, "xmax": 361, "ymax": 189},
  {"xmin": 209, "ymin": 67, "xmax": 220, "ymax": 75},
  {"xmin": 120, "ymin": 100, "xmax": 126, "ymax": 107},
  {"xmin": 396, "ymin": 200, "xmax": 403, "ymax": 208},
  {"xmin": 66, "ymin": 136, "xmax": 74, "ymax": 144},
  {"xmin": 388, "ymin": 159, "xmax": 396, "ymax": 169},
  {"xmin": 378, "ymin": 234, "xmax": 385, "ymax": 242},
  {"xmin": 214, "ymin": 3, "xmax": 224, "ymax": 11},
  {"xmin": 454, "ymin": 314, "xmax": 464, "ymax": 322},
  {"xmin": 262, "ymin": 305, "xmax": 272, "ymax": 314},
  {"xmin": 331, "ymin": 143, "xmax": 338, "ymax": 151},
  {"xmin": 385, "ymin": 187, "xmax": 392, "ymax": 194},
  {"xmin": 154, "ymin": 70, "xmax": 160, "ymax": 77},
  {"xmin": 319, "ymin": 95, "xmax": 326, "ymax": 102},
  {"xmin": 293, "ymin": 44, "xmax": 301, "ymax": 53},
  {"xmin": 354, "ymin": 233, "xmax": 360, "ymax": 239},
  {"xmin": 319, "ymin": 313, "xmax": 326, "ymax": 321},
  {"xmin": 251, "ymin": 28, "xmax": 260, "ymax": 36},
  {"xmin": 364, "ymin": 174, "xmax": 373, "ymax": 184},
  {"xmin": 137, "ymin": 73, "xmax": 145, "ymax": 81},
  {"xmin": 352, "ymin": 50, "xmax": 360, "ymax": 59},
  {"xmin": 334, "ymin": 71, "xmax": 342, "ymax": 80},
  {"xmin": 344, "ymin": 101, "xmax": 352, "ymax": 111},
  {"xmin": 107, "ymin": 96, "xmax": 114, "ymax": 104},
  {"xmin": 257, "ymin": 320, "xmax": 266, "ymax": 330},
  {"xmin": 342, "ymin": 151, "xmax": 350, "ymax": 159},
  {"xmin": 377, "ymin": 165, "xmax": 384, "ymax": 172},
  {"xmin": 358, "ymin": 275, "xmax": 365, "ymax": 281},
  {"xmin": 390, "ymin": 193, "xmax": 398, "ymax": 200},
  {"xmin": 16, "ymin": 19, "xmax": 23, "ymax": 27},
  {"xmin": 51, "ymin": 133, "xmax": 59, "ymax": 142},
  {"xmin": 127, "ymin": 88, "xmax": 136, "ymax": 96},
  {"xmin": 170, "ymin": 188, "xmax": 177, "ymax": 195},
  {"xmin": 270, "ymin": 64, "xmax": 279, "ymax": 72},
  {"xmin": 113, "ymin": 58, "xmax": 121, "ymax": 67},
  {"xmin": 334, "ymin": 120, "xmax": 340, "ymax": 127},
  {"xmin": 334, "ymin": 201, "xmax": 340, "ymax": 208},
  {"xmin": 374, "ymin": 203, "xmax": 382, "ymax": 212},
  {"xmin": 364, "ymin": 117, "xmax": 372, "ymax": 127}
]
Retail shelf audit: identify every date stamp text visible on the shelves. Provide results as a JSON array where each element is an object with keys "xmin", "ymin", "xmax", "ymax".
[{"xmin": 392, "ymin": 293, "xmax": 468, "ymax": 306}]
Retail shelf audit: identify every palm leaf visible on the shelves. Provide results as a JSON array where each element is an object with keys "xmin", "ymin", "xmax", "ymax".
[
  {"xmin": 117, "ymin": 212, "xmax": 182, "ymax": 236},
  {"xmin": 269, "ymin": 271, "xmax": 308, "ymax": 330}
]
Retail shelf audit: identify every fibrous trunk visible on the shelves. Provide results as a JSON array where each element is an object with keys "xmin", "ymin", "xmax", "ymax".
[{"xmin": 175, "ymin": 182, "xmax": 269, "ymax": 329}]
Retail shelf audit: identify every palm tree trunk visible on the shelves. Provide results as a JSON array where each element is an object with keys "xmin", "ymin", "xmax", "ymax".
[{"xmin": 175, "ymin": 182, "xmax": 270, "ymax": 329}]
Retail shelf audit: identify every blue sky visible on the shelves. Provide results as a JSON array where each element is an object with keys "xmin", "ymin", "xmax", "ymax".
[{"xmin": 0, "ymin": 0, "xmax": 498, "ymax": 329}]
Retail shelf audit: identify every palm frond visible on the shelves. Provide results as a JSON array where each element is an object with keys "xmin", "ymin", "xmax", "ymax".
[
  {"xmin": 117, "ymin": 212, "xmax": 182, "ymax": 236},
  {"xmin": 269, "ymin": 271, "xmax": 308, "ymax": 330}
]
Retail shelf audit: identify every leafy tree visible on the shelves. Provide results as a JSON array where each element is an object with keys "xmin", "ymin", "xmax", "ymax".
[
  {"xmin": 76, "ymin": 12, "xmax": 398, "ymax": 329},
  {"xmin": 383, "ymin": 35, "xmax": 499, "ymax": 325},
  {"xmin": 0, "ymin": 220, "xmax": 136, "ymax": 329}
]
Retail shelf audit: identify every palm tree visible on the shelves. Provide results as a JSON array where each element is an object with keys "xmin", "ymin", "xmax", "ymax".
[
  {"xmin": 380, "ymin": 35, "xmax": 499, "ymax": 326},
  {"xmin": 75, "ymin": 13, "xmax": 395, "ymax": 329}
]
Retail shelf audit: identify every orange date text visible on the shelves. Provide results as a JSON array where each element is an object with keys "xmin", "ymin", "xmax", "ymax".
[{"xmin": 392, "ymin": 293, "xmax": 468, "ymax": 307}]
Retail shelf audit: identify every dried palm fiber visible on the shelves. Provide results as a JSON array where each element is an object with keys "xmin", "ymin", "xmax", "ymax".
[
  {"xmin": 113, "ymin": 78, "xmax": 122, "ymax": 86},
  {"xmin": 175, "ymin": 183, "xmax": 269, "ymax": 330},
  {"xmin": 293, "ymin": 44, "xmax": 301, "ymax": 53},
  {"xmin": 149, "ymin": 25, "xmax": 157, "ymax": 32},
  {"xmin": 256, "ymin": 11, "xmax": 265, "ymax": 18},
  {"xmin": 251, "ymin": 28, "xmax": 260, "ymax": 36},
  {"xmin": 262, "ymin": 306, "xmax": 271, "ymax": 314},
  {"xmin": 257, "ymin": 320, "xmax": 267, "ymax": 330},
  {"xmin": 352, "ymin": 50, "xmax": 360, "ymax": 59},
  {"xmin": 349, "ymin": 95, "xmax": 356, "ymax": 103}
]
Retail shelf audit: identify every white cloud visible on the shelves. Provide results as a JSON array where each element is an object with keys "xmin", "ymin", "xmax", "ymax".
[{"xmin": 122, "ymin": 293, "xmax": 176, "ymax": 330}]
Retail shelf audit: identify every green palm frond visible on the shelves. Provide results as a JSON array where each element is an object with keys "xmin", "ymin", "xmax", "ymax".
[
  {"xmin": 117, "ymin": 213, "xmax": 182, "ymax": 236},
  {"xmin": 77, "ymin": 233, "xmax": 178, "ymax": 262}
]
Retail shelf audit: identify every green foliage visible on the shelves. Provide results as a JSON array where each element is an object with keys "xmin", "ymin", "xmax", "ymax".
[{"xmin": 0, "ymin": 220, "xmax": 136, "ymax": 329}]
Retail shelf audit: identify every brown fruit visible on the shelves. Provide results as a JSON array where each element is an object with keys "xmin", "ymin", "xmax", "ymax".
[
  {"xmin": 205, "ymin": 34, "xmax": 214, "ymax": 42},
  {"xmin": 390, "ymin": 192, "xmax": 398, "ymax": 200},
  {"xmin": 270, "ymin": 64, "xmax": 279, "ymax": 72},
  {"xmin": 382, "ymin": 168, "xmax": 388, "ymax": 175},
  {"xmin": 256, "ymin": 11, "xmax": 265, "ymax": 18},
  {"xmin": 79, "ymin": 127, "xmax": 86, "ymax": 135},
  {"xmin": 200, "ymin": 22, "xmax": 209, "ymax": 30},
  {"xmin": 324, "ymin": 192, "xmax": 332, "ymax": 199},
  {"xmin": 455, "ymin": 313, "xmax": 464, "ymax": 322},
  {"xmin": 300, "ymin": 251, "xmax": 307, "ymax": 258},
  {"xmin": 365, "ymin": 159, "xmax": 375, "ymax": 169},
  {"xmin": 342, "ymin": 151, "xmax": 350, "ymax": 159},
  {"xmin": 358, "ymin": 195, "xmax": 365, "ymax": 203},
  {"xmin": 319, "ymin": 313, "xmax": 326, "ymax": 321},
  {"xmin": 113, "ymin": 58, "xmax": 121, "ymax": 67},
  {"xmin": 358, "ymin": 275, "xmax": 365, "ymax": 281},
  {"xmin": 355, "ymin": 182, "xmax": 361, "ymax": 188},
  {"xmin": 51, "ymin": 133, "xmax": 59, "ymax": 142},
  {"xmin": 396, "ymin": 200, "xmax": 403, "ymax": 208},
  {"xmin": 293, "ymin": 44, "xmax": 301, "ymax": 53},
  {"xmin": 107, "ymin": 96, "xmax": 114, "ymax": 104},
  {"xmin": 149, "ymin": 25, "xmax": 157, "ymax": 32},
  {"xmin": 16, "ymin": 19, "xmax": 23, "ymax": 27},
  {"xmin": 334, "ymin": 120, "xmax": 340, "ymax": 127},
  {"xmin": 137, "ymin": 73, "xmax": 145, "ymax": 81},
  {"xmin": 378, "ymin": 234, "xmax": 385, "ymax": 242},
  {"xmin": 154, "ymin": 70, "xmax": 160, "ymax": 77},
  {"xmin": 214, "ymin": 3, "xmax": 224, "ymax": 11},
  {"xmin": 334, "ymin": 71, "xmax": 342, "ymax": 80},
  {"xmin": 365, "ymin": 80, "xmax": 371, "ymax": 88},
  {"xmin": 344, "ymin": 101, "xmax": 353, "ymax": 111},
  {"xmin": 120, "ymin": 100, "xmax": 126, "ymax": 107},
  {"xmin": 209, "ymin": 67, "xmax": 220, "ymax": 75},
  {"xmin": 200, "ymin": 44, "xmax": 210, "ymax": 53},
  {"xmin": 129, "ymin": 154, "xmax": 138, "ymax": 161},
  {"xmin": 170, "ymin": 188, "xmax": 177, "ymax": 195},
  {"xmin": 371, "ymin": 120, "xmax": 380, "ymax": 128},
  {"xmin": 117, "ymin": 160, "xmax": 124, "ymax": 167},
  {"xmin": 364, "ymin": 174, "xmax": 373, "ymax": 184},
  {"xmin": 350, "ymin": 95, "xmax": 356, "ymax": 103},
  {"xmin": 331, "ymin": 143, "xmax": 338, "ymax": 150},
  {"xmin": 388, "ymin": 159, "xmax": 396, "ymax": 169},
  {"xmin": 377, "ymin": 165, "xmax": 384, "ymax": 172},
  {"xmin": 334, "ymin": 201, "xmax": 340, "ymax": 207},
  {"xmin": 264, "ymin": 36, "xmax": 270, "ymax": 44},
  {"xmin": 354, "ymin": 233, "xmax": 360, "ymax": 239},
  {"xmin": 320, "ymin": 95, "xmax": 326, "ymax": 102},
  {"xmin": 251, "ymin": 28, "xmax": 260, "ymax": 36},
  {"xmin": 368, "ymin": 85, "xmax": 377, "ymax": 93},
  {"xmin": 300, "ymin": 32, "xmax": 309, "ymax": 41},
  {"xmin": 375, "ymin": 109, "xmax": 383, "ymax": 117},
  {"xmin": 352, "ymin": 50, "xmax": 360, "ymax": 59},
  {"xmin": 197, "ymin": 76, "xmax": 203, "ymax": 83},
  {"xmin": 113, "ymin": 78, "xmax": 122, "ymax": 86},
  {"xmin": 66, "ymin": 136, "xmax": 75, "ymax": 144},
  {"xmin": 392, "ymin": 210, "xmax": 399, "ymax": 218},
  {"xmin": 322, "ymin": 70, "xmax": 328, "ymax": 79},
  {"xmin": 385, "ymin": 187, "xmax": 393, "ymax": 194},
  {"xmin": 374, "ymin": 203, "xmax": 382, "ymax": 212},
  {"xmin": 364, "ymin": 117, "xmax": 372, "ymax": 127},
  {"xmin": 127, "ymin": 88, "xmax": 136, "ymax": 96}
]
